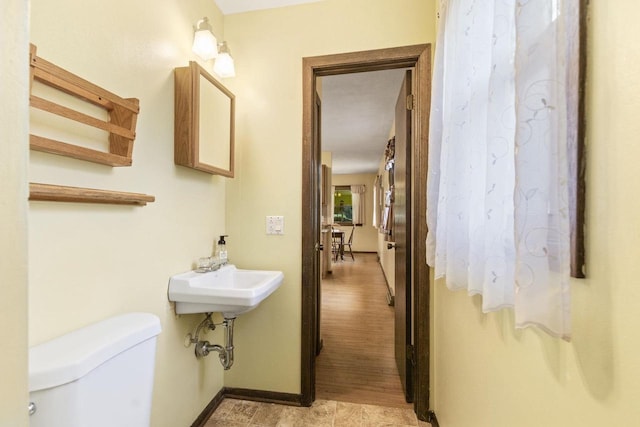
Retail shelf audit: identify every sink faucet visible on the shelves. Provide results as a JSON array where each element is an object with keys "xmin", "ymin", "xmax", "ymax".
[{"xmin": 196, "ymin": 256, "xmax": 221, "ymax": 273}]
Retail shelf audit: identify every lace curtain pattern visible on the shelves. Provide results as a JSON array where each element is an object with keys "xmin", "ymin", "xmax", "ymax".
[
  {"xmin": 426, "ymin": 0, "xmax": 578, "ymax": 340},
  {"xmin": 373, "ymin": 176, "xmax": 381, "ymax": 228},
  {"xmin": 351, "ymin": 185, "xmax": 366, "ymax": 225}
]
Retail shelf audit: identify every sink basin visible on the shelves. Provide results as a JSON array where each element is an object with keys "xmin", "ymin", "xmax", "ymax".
[{"xmin": 168, "ymin": 265, "xmax": 284, "ymax": 317}]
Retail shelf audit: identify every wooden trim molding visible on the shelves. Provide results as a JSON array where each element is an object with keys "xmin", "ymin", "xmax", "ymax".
[
  {"xmin": 570, "ymin": 0, "xmax": 588, "ymax": 278},
  {"xmin": 427, "ymin": 411, "xmax": 440, "ymax": 427},
  {"xmin": 412, "ymin": 43, "xmax": 433, "ymax": 423},
  {"xmin": 379, "ymin": 261, "xmax": 395, "ymax": 306},
  {"xmin": 302, "ymin": 44, "xmax": 433, "ymax": 420},
  {"xmin": 222, "ymin": 388, "xmax": 303, "ymax": 406},
  {"xmin": 190, "ymin": 388, "xmax": 303, "ymax": 427},
  {"xmin": 29, "ymin": 183, "xmax": 155, "ymax": 206},
  {"xmin": 190, "ymin": 388, "xmax": 226, "ymax": 427}
]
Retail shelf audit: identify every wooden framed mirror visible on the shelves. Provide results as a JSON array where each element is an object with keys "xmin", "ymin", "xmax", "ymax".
[{"xmin": 174, "ymin": 61, "xmax": 235, "ymax": 177}]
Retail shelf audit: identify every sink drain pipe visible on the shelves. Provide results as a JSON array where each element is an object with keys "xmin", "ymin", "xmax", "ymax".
[{"xmin": 192, "ymin": 314, "xmax": 236, "ymax": 370}]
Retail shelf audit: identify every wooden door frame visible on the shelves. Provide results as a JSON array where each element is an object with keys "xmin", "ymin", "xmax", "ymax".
[{"xmin": 301, "ymin": 44, "xmax": 432, "ymax": 420}]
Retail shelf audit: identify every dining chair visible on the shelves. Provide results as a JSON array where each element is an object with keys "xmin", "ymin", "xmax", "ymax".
[
  {"xmin": 343, "ymin": 225, "xmax": 355, "ymax": 261},
  {"xmin": 331, "ymin": 228, "xmax": 343, "ymax": 262}
]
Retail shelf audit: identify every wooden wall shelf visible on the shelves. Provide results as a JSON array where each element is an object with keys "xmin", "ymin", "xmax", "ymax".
[
  {"xmin": 29, "ymin": 44, "xmax": 140, "ymax": 166},
  {"xmin": 29, "ymin": 183, "xmax": 155, "ymax": 206}
]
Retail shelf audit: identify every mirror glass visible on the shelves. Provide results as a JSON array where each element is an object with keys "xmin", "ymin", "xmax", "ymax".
[{"xmin": 198, "ymin": 73, "xmax": 232, "ymax": 172}]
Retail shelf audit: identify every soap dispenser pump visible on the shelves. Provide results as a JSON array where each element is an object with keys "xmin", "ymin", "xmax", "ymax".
[{"xmin": 216, "ymin": 235, "xmax": 228, "ymax": 265}]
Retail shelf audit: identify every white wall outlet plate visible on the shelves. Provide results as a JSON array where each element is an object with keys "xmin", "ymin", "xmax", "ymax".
[{"xmin": 266, "ymin": 216, "xmax": 284, "ymax": 235}]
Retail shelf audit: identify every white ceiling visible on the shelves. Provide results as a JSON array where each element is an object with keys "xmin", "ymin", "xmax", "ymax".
[
  {"xmin": 321, "ymin": 70, "xmax": 407, "ymax": 175},
  {"xmin": 213, "ymin": 0, "xmax": 406, "ymax": 175},
  {"xmin": 214, "ymin": 0, "xmax": 322, "ymax": 15}
]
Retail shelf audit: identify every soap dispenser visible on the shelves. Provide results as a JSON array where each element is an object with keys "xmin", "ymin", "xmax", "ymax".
[{"xmin": 216, "ymin": 235, "xmax": 228, "ymax": 265}]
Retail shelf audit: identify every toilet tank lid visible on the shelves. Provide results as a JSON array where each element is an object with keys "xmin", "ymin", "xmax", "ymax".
[{"xmin": 29, "ymin": 312, "xmax": 161, "ymax": 392}]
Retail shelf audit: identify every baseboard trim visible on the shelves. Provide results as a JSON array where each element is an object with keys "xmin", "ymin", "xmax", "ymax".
[
  {"xmin": 427, "ymin": 410, "xmax": 440, "ymax": 427},
  {"xmin": 223, "ymin": 387, "xmax": 304, "ymax": 406},
  {"xmin": 190, "ymin": 388, "xmax": 226, "ymax": 427},
  {"xmin": 378, "ymin": 261, "xmax": 395, "ymax": 306},
  {"xmin": 191, "ymin": 387, "xmax": 304, "ymax": 427}
]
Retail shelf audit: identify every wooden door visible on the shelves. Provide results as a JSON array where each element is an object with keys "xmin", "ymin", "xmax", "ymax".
[
  {"xmin": 394, "ymin": 71, "xmax": 413, "ymax": 403},
  {"xmin": 313, "ymin": 91, "xmax": 323, "ymax": 359}
]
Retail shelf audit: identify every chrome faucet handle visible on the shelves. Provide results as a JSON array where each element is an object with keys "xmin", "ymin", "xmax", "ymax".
[{"xmin": 196, "ymin": 256, "xmax": 220, "ymax": 272}]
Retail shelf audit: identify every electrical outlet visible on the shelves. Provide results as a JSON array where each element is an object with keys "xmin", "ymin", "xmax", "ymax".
[{"xmin": 266, "ymin": 216, "xmax": 284, "ymax": 235}]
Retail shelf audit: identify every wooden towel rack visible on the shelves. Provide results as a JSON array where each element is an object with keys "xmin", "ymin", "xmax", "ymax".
[
  {"xmin": 29, "ymin": 183, "xmax": 155, "ymax": 206},
  {"xmin": 29, "ymin": 43, "xmax": 140, "ymax": 166},
  {"xmin": 28, "ymin": 44, "xmax": 154, "ymax": 206}
]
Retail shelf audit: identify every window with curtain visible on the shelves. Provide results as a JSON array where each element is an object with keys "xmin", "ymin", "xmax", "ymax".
[
  {"xmin": 426, "ymin": 0, "xmax": 580, "ymax": 341},
  {"xmin": 333, "ymin": 185, "xmax": 366, "ymax": 225},
  {"xmin": 333, "ymin": 186, "xmax": 353, "ymax": 224}
]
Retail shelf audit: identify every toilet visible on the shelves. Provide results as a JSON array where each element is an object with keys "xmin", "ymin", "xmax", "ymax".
[{"xmin": 29, "ymin": 312, "xmax": 162, "ymax": 427}]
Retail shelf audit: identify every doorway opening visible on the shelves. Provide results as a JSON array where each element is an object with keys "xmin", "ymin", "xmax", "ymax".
[
  {"xmin": 316, "ymin": 67, "xmax": 411, "ymax": 409},
  {"xmin": 301, "ymin": 44, "xmax": 432, "ymax": 421}
]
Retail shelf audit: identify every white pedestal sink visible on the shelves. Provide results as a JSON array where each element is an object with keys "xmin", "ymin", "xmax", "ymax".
[{"xmin": 168, "ymin": 265, "xmax": 284, "ymax": 317}]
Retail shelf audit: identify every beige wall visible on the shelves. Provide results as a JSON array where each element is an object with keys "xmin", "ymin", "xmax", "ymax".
[
  {"xmin": 0, "ymin": 0, "xmax": 29, "ymax": 425},
  {"xmin": 223, "ymin": 0, "xmax": 435, "ymax": 392},
  {"xmin": 431, "ymin": 2, "xmax": 640, "ymax": 426},
  {"xmin": 321, "ymin": 151, "xmax": 332, "ymax": 167},
  {"xmin": 17, "ymin": 1, "xmax": 634, "ymax": 426},
  {"xmin": 331, "ymin": 173, "xmax": 378, "ymax": 252},
  {"xmin": 28, "ymin": 1, "xmax": 228, "ymax": 426},
  {"xmin": 8, "ymin": 1, "xmax": 434, "ymax": 423}
]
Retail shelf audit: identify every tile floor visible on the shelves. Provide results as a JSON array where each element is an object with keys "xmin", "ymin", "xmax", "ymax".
[{"xmin": 204, "ymin": 398, "xmax": 432, "ymax": 427}]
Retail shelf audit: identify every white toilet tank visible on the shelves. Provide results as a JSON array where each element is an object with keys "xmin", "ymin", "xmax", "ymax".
[{"xmin": 29, "ymin": 312, "xmax": 162, "ymax": 427}]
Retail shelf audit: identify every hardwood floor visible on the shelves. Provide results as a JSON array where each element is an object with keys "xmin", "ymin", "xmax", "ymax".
[{"xmin": 316, "ymin": 253, "xmax": 411, "ymax": 409}]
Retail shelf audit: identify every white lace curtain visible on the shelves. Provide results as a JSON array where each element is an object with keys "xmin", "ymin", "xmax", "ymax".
[
  {"xmin": 351, "ymin": 185, "xmax": 366, "ymax": 225},
  {"xmin": 372, "ymin": 176, "xmax": 381, "ymax": 228},
  {"xmin": 426, "ymin": 0, "xmax": 579, "ymax": 341}
]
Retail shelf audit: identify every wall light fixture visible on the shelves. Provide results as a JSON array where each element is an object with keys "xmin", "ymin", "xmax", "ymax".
[
  {"xmin": 192, "ymin": 17, "xmax": 218, "ymax": 61},
  {"xmin": 214, "ymin": 41, "xmax": 236, "ymax": 78}
]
